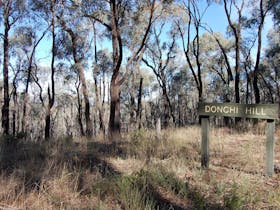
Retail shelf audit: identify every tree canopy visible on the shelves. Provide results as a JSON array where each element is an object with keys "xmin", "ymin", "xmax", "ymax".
[{"xmin": 0, "ymin": 0, "xmax": 279, "ymax": 138}]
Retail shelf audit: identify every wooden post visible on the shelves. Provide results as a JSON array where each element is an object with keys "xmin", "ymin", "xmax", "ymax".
[
  {"xmin": 266, "ymin": 119, "xmax": 275, "ymax": 177},
  {"xmin": 201, "ymin": 117, "xmax": 210, "ymax": 168},
  {"xmin": 156, "ymin": 118, "xmax": 161, "ymax": 139},
  {"xmin": 198, "ymin": 102, "xmax": 278, "ymax": 173}
]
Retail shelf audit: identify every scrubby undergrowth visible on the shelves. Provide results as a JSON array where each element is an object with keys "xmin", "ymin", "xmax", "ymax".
[{"xmin": 0, "ymin": 125, "xmax": 279, "ymax": 209}]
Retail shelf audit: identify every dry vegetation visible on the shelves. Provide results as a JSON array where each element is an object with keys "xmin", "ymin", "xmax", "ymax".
[{"xmin": 0, "ymin": 124, "xmax": 279, "ymax": 209}]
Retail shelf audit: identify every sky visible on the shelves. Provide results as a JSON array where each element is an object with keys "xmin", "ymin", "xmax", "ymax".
[
  {"xmin": 0, "ymin": 1, "xmax": 275, "ymax": 81},
  {"xmin": 35, "ymin": 1, "xmax": 273, "ymax": 64}
]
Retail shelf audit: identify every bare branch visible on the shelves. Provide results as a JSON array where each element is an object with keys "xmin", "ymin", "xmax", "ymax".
[{"xmin": 84, "ymin": 14, "xmax": 112, "ymax": 31}]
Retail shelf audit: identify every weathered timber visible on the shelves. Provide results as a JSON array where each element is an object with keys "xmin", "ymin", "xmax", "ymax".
[
  {"xmin": 266, "ymin": 120, "xmax": 275, "ymax": 177},
  {"xmin": 198, "ymin": 102, "xmax": 278, "ymax": 177},
  {"xmin": 198, "ymin": 103, "xmax": 278, "ymax": 120},
  {"xmin": 201, "ymin": 117, "xmax": 210, "ymax": 168}
]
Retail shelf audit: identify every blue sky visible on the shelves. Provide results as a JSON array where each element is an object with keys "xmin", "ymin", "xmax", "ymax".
[
  {"xmin": 1, "ymin": 1, "xmax": 274, "ymax": 72},
  {"xmin": 204, "ymin": 3, "xmax": 228, "ymax": 33}
]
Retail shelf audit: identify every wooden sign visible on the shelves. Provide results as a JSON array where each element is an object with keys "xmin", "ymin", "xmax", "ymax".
[
  {"xmin": 198, "ymin": 102, "xmax": 279, "ymax": 177},
  {"xmin": 198, "ymin": 103, "xmax": 278, "ymax": 119}
]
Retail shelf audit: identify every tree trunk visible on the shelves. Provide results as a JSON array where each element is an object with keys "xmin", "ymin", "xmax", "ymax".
[
  {"xmin": 22, "ymin": 65, "xmax": 32, "ymax": 134},
  {"xmin": 162, "ymin": 85, "xmax": 170, "ymax": 128},
  {"xmin": 45, "ymin": 107, "xmax": 51, "ymax": 139},
  {"xmin": 129, "ymin": 72, "xmax": 137, "ymax": 129},
  {"xmin": 253, "ymin": 74, "xmax": 260, "ymax": 103},
  {"xmin": 223, "ymin": 0, "xmax": 244, "ymax": 104},
  {"xmin": 78, "ymin": 105, "xmax": 85, "ymax": 136},
  {"xmin": 136, "ymin": 77, "xmax": 143, "ymax": 129},
  {"xmin": 93, "ymin": 22, "xmax": 105, "ymax": 136},
  {"xmin": 2, "ymin": 11, "xmax": 10, "ymax": 135},
  {"xmin": 60, "ymin": 14, "xmax": 92, "ymax": 138},
  {"xmin": 76, "ymin": 83, "xmax": 85, "ymax": 136},
  {"xmin": 78, "ymin": 65, "xmax": 93, "ymax": 137},
  {"xmin": 235, "ymin": 36, "xmax": 241, "ymax": 104},
  {"xmin": 108, "ymin": 0, "xmax": 123, "ymax": 141},
  {"xmin": 22, "ymin": 27, "xmax": 49, "ymax": 134},
  {"xmin": 12, "ymin": 92, "xmax": 17, "ymax": 136},
  {"xmin": 253, "ymin": 0, "xmax": 265, "ymax": 104},
  {"xmin": 94, "ymin": 76, "xmax": 105, "ymax": 135},
  {"xmin": 196, "ymin": 24, "xmax": 203, "ymax": 102},
  {"xmin": 109, "ymin": 74, "xmax": 121, "ymax": 141},
  {"xmin": 45, "ymin": 4, "xmax": 56, "ymax": 140}
]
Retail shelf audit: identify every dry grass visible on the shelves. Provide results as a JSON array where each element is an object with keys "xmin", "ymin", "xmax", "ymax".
[
  {"xmin": 121, "ymin": 125, "xmax": 280, "ymax": 209},
  {"xmin": 0, "ymin": 124, "xmax": 279, "ymax": 209}
]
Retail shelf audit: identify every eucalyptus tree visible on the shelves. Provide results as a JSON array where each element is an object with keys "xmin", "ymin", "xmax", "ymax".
[
  {"xmin": 168, "ymin": 65, "xmax": 192, "ymax": 126},
  {"xmin": 9, "ymin": 55, "xmax": 24, "ymax": 135},
  {"xmin": 30, "ymin": 0, "xmax": 60, "ymax": 139},
  {"xmin": 243, "ymin": 0, "xmax": 275, "ymax": 104},
  {"xmin": 270, "ymin": 0, "xmax": 280, "ymax": 24},
  {"xmin": 92, "ymin": 48, "xmax": 113, "ymax": 136},
  {"xmin": 205, "ymin": 0, "xmax": 275, "ymax": 105},
  {"xmin": 58, "ymin": 1, "xmax": 94, "ymax": 137},
  {"xmin": 121, "ymin": 1, "xmax": 157, "ymax": 130},
  {"xmin": 0, "ymin": 0, "xmax": 26, "ymax": 134},
  {"xmin": 8, "ymin": 25, "xmax": 44, "ymax": 135},
  {"xmin": 265, "ymin": 0, "xmax": 280, "ymax": 106},
  {"xmin": 14, "ymin": 25, "xmax": 50, "ymax": 135},
  {"xmin": 83, "ymin": 0, "xmax": 156, "ymax": 140},
  {"xmin": 176, "ymin": 0, "xmax": 209, "ymax": 103},
  {"xmin": 75, "ymin": 75, "xmax": 85, "ymax": 136},
  {"xmin": 92, "ymin": 21, "xmax": 113, "ymax": 136},
  {"xmin": 142, "ymin": 23, "xmax": 177, "ymax": 127},
  {"xmin": 198, "ymin": 0, "xmax": 244, "ymax": 104},
  {"xmin": 263, "ymin": 29, "xmax": 280, "ymax": 103},
  {"xmin": 201, "ymin": 32, "xmax": 235, "ymax": 102}
]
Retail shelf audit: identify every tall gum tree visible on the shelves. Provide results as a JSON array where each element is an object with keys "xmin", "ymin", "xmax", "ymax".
[
  {"xmin": 250, "ymin": 0, "xmax": 274, "ymax": 104},
  {"xmin": 0, "ymin": 0, "xmax": 26, "ymax": 135},
  {"xmin": 59, "ymin": 3, "xmax": 93, "ymax": 137},
  {"xmin": 176, "ymin": 0, "xmax": 209, "ymax": 103},
  {"xmin": 45, "ymin": 0, "xmax": 56, "ymax": 139},
  {"xmin": 84, "ymin": 0, "xmax": 156, "ymax": 141},
  {"xmin": 122, "ymin": 1, "xmax": 157, "ymax": 130},
  {"xmin": 142, "ymin": 23, "xmax": 177, "ymax": 127},
  {"xmin": 31, "ymin": 0, "xmax": 58, "ymax": 139},
  {"xmin": 20, "ymin": 26, "xmax": 50, "ymax": 135},
  {"xmin": 223, "ymin": 0, "xmax": 244, "ymax": 104}
]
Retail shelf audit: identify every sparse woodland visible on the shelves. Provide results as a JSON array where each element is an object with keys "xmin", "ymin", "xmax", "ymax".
[{"xmin": 0, "ymin": 0, "xmax": 280, "ymax": 209}]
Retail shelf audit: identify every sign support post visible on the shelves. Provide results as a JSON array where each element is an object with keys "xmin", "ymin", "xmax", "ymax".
[
  {"xmin": 201, "ymin": 117, "xmax": 209, "ymax": 168},
  {"xmin": 266, "ymin": 120, "xmax": 275, "ymax": 177},
  {"xmin": 198, "ymin": 102, "xmax": 278, "ymax": 177}
]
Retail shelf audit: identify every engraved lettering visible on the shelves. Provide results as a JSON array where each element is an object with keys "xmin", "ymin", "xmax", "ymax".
[
  {"xmin": 246, "ymin": 107, "xmax": 252, "ymax": 115},
  {"xmin": 261, "ymin": 108, "xmax": 265, "ymax": 115},
  {"xmin": 211, "ymin": 106, "xmax": 216, "ymax": 113},
  {"xmin": 229, "ymin": 106, "xmax": 236, "ymax": 114},
  {"xmin": 224, "ymin": 106, "xmax": 229, "ymax": 113},
  {"xmin": 217, "ymin": 106, "xmax": 223, "ymax": 113}
]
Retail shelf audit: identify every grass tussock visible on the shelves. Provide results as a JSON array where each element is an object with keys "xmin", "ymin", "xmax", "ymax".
[{"xmin": 0, "ymin": 125, "xmax": 279, "ymax": 209}]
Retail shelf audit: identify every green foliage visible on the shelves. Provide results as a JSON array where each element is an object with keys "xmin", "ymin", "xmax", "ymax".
[
  {"xmin": 91, "ymin": 171, "xmax": 156, "ymax": 210},
  {"xmin": 128, "ymin": 128, "xmax": 158, "ymax": 160},
  {"xmin": 131, "ymin": 128, "xmax": 146, "ymax": 143},
  {"xmin": 223, "ymin": 183, "xmax": 244, "ymax": 210},
  {"xmin": 91, "ymin": 175, "xmax": 119, "ymax": 199},
  {"xmin": 150, "ymin": 168, "xmax": 208, "ymax": 210},
  {"xmin": 91, "ymin": 168, "xmax": 207, "ymax": 210},
  {"xmin": 117, "ymin": 172, "xmax": 156, "ymax": 210},
  {"xmin": 151, "ymin": 168, "xmax": 189, "ymax": 197},
  {"xmin": 62, "ymin": 136, "xmax": 74, "ymax": 148}
]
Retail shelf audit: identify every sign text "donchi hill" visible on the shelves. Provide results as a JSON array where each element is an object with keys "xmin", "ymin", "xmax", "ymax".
[{"xmin": 198, "ymin": 103, "xmax": 278, "ymax": 120}]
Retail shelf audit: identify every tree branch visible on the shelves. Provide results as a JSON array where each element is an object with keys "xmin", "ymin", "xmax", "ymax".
[{"xmin": 84, "ymin": 14, "xmax": 112, "ymax": 31}]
